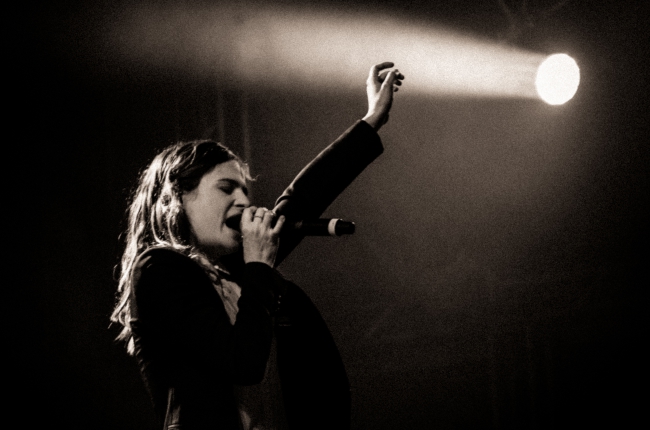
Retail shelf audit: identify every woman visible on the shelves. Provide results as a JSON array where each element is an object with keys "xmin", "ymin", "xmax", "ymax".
[{"xmin": 111, "ymin": 62, "xmax": 404, "ymax": 429}]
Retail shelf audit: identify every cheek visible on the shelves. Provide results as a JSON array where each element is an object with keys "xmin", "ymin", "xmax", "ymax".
[
  {"xmin": 183, "ymin": 200, "xmax": 207, "ymax": 237},
  {"xmin": 191, "ymin": 206, "xmax": 220, "ymax": 236},
  {"xmin": 185, "ymin": 198, "xmax": 230, "ymax": 243}
]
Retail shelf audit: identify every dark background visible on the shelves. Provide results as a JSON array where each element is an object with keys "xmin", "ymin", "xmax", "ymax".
[{"xmin": 24, "ymin": 0, "xmax": 647, "ymax": 428}]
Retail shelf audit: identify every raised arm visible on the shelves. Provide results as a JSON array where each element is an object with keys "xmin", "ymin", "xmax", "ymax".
[{"xmin": 273, "ymin": 62, "xmax": 404, "ymax": 265}]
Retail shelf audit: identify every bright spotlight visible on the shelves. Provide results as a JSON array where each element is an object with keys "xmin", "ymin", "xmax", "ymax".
[{"xmin": 535, "ymin": 54, "xmax": 580, "ymax": 105}]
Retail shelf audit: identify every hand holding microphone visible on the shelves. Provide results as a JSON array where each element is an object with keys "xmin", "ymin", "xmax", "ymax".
[
  {"xmin": 234, "ymin": 211, "xmax": 355, "ymax": 237},
  {"xmin": 240, "ymin": 206, "xmax": 285, "ymax": 266}
]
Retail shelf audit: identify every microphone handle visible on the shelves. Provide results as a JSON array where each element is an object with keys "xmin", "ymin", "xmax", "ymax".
[{"xmin": 294, "ymin": 219, "xmax": 355, "ymax": 236}]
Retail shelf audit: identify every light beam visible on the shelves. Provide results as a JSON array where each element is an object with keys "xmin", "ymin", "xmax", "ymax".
[{"xmin": 104, "ymin": 2, "xmax": 576, "ymax": 102}]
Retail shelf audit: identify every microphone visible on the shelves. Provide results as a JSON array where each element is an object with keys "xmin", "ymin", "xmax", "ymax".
[
  {"xmin": 228, "ymin": 214, "xmax": 355, "ymax": 237},
  {"xmin": 293, "ymin": 218, "xmax": 355, "ymax": 236}
]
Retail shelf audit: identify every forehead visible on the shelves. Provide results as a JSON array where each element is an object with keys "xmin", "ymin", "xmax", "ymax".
[{"xmin": 202, "ymin": 160, "xmax": 247, "ymax": 183}]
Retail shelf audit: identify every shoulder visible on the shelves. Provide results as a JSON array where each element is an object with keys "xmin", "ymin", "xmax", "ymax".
[
  {"xmin": 131, "ymin": 248, "xmax": 211, "ymax": 298},
  {"xmin": 134, "ymin": 247, "xmax": 196, "ymax": 272}
]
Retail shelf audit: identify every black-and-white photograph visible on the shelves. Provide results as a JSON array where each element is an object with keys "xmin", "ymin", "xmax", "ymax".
[{"xmin": 25, "ymin": 0, "xmax": 647, "ymax": 428}]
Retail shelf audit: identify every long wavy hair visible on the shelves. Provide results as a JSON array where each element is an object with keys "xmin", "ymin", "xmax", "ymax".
[{"xmin": 111, "ymin": 140, "xmax": 247, "ymax": 354}]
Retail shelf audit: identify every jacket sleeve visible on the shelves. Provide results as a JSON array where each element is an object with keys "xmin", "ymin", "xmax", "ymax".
[
  {"xmin": 272, "ymin": 120, "xmax": 383, "ymax": 265},
  {"xmin": 131, "ymin": 248, "xmax": 284, "ymax": 390}
]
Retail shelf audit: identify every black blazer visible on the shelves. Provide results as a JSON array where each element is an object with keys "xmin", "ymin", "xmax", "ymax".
[{"xmin": 130, "ymin": 120, "xmax": 383, "ymax": 429}]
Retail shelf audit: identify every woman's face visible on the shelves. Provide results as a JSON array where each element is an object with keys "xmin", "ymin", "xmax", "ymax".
[{"xmin": 182, "ymin": 160, "xmax": 250, "ymax": 258}]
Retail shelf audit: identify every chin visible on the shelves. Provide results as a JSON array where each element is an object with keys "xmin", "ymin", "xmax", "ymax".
[
  {"xmin": 222, "ymin": 235, "xmax": 244, "ymax": 253},
  {"xmin": 222, "ymin": 243, "xmax": 242, "ymax": 255}
]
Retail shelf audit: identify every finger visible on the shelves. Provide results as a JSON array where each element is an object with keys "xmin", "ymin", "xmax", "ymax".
[
  {"xmin": 372, "ymin": 61, "xmax": 395, "ymax": 74},
  {"xmin": 392, "ymin": 69, "xmax": 404, "ymax": 89},
  {"xmin": 243, "ymin": 206, "xmax": 257, "ymax": 222},
  {"xmin": 271, "ymin": 215, "xmax": 286, "ymax": 235},
  {"xmin": 261, "ymin": 209, "xmax": 276, "ymax": 228},
  {"xmin": 253, "ymin": 207, "xmax": 267, "ymax": 221},
  {"xmin": 368, "ymin": 62, "xmax": 395, "ymax": 83},
  {"xmin": 378, "ymin": 70, "xmax": 390, "ymax": 83},
  {"xmin": 380, "ymin": 70, "xmax": 396, "ymax": 91}
]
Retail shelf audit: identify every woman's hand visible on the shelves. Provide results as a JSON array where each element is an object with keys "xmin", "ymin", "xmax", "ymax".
[
  {"xmin": 362, "ymin": 62, "xmax": 405, "ymax": 131},
  {"xmin": 241, "ymin": 206, "xmax": 285, "ymax": 267}
]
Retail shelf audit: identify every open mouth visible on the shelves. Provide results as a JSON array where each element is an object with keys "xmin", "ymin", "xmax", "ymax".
[{"xmin": 224, "ymin": 214, "xmax": 242, "ymax": 232}]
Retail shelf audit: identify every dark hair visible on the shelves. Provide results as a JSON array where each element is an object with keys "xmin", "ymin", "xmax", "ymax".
[{"xmin": 110, "ymin": 140, "xmax": 247, "ymax": 354}]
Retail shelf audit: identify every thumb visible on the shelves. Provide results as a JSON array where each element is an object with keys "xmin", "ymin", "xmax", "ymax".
[{"xmin": 380, "ymin": 70, "xmax": 396, "ymax": 92}]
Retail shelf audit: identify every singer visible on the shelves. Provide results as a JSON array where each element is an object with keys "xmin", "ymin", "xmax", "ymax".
[{"xmin": 111, "ymin": 62, "xmax": 404, "ymax": 429}]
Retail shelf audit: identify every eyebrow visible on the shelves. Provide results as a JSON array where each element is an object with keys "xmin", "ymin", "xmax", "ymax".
[{"xmin": 217, "ymin": 178, "xmax": 249, "ymax": 196}]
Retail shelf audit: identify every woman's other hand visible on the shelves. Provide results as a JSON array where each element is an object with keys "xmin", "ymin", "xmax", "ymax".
[
  {"xmin": 362, "ymin": 62, "xmax": 405, "ymax": 131},
  {"xmin": 241, "ymin": 206, "xmax": 285, "ymax": 267}
]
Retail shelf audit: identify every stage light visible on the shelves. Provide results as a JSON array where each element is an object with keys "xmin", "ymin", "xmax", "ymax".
[{"xmin": 535, "ymin": 54, "xmax": 580, "ymax": 105}]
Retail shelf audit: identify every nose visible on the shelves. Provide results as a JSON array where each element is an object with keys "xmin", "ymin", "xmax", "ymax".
[{"xmin": 234, "ymin": 188, "xmax": 250, "ymax": 208}]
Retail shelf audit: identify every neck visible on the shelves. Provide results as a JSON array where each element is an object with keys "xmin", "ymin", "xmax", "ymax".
[{"xmin": 200, "ymin": 247, "xmax": 244, "ymax": 275}]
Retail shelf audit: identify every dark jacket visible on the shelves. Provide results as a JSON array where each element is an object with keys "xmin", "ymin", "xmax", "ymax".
[{"xmin": 130, "ymin": 120, "xmax": 383, "ymax": 429}]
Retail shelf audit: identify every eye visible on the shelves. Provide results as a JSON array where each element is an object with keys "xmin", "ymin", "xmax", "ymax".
[{"xmin": 219, "ymin": 184, "xmax": 234, "ymax": 195}]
